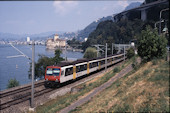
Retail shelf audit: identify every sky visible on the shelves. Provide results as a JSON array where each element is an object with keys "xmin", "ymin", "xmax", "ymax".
[{"xmin": 0, "ymin": 0, "xmax": 144, "ymax": 35}]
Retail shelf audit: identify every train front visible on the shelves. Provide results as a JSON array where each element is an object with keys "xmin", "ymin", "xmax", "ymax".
[{"xmin": 45, "ymin": 66, "xmax": 61, "ymax": 87}]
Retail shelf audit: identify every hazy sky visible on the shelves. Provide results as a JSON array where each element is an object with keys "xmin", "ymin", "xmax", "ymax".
[{"xmin": 0, "ymin": 0, "xmax": 144, "ymax": 34}]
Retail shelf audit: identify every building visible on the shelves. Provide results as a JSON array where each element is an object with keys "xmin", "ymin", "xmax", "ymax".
[
  {"xmin": 27, "ymin": 37, "xmax": 30, "ymax": 42},
  {"xmin": 46, "ymin": 34, "xmax": 66, "ymax": 49}
]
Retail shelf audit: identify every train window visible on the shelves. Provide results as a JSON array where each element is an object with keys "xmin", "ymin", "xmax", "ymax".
[
  {"xmin": 84, "ymin": 64, "xmax": 87, "ymax": 70},
  {"xmin": 90, "ymin": 63, "xmax": 93, "ymax": 68},
  {"xmin": 65, "ymin": 67, "xmax": 73, "ymax": 76},
  {"xmin": 46, "ymin": 68, "xmax": 60, "ymax": 76},
  {"xmin": 76, "ymin": 66, "xmax": 81, "ymax": 73},
  {"xmin": 61, "ymin": 70, "xmax": 64, "ymax": 76},
  {"xmin": 101, "ymin": 60, "xmax": 105, "ymax": 65},
  {"xmin": 80, "ymin": 65, "xmax": 83, "ymax": 71},
  {"xmin": 46, "ymin": 68, "xmax": 53, "ymax": 75},
  {"xmin": 53, "ymin": 68, "xmax": 60, "ymax": 76},
  {"xmin": 93, "ymin": 62, "xmax": 98, "ymax": 67},
  {"xmin": 80, "ymin": 64, "xmax": 86, "ymax": 71}
]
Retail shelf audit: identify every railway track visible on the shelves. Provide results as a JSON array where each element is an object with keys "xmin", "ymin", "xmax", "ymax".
[
  {"xmin": 0, "ymin": 59, "xmax": 125, "ymax": 111},
  {"xmin": 0, "ymin": 81, "xmax": 45, "ymax": 98},
  {"xmin": 0, "ymin": 80, "xmax": 47, "ymax": 110}
]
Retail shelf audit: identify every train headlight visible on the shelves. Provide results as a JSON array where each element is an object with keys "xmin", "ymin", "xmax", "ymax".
[
  {"xmin": 46, "ymin": 78, "xmax": 48, "ymax": 81},
  {"xmin": 55, "ymin": 79, "xmax": 58, "ymax": 82}
]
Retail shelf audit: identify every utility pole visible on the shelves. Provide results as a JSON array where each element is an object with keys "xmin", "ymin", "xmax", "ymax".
[
  {"xmin": 124, "ymin": 45, "xmax": 125, "ymax": 61},
  {"xmin": 97, "ymin": 44, "xmax": 99, "ymax": 57},
  {"xmin": 65, "ymin": 44, "xmax": 67, "ymax": 61},
  {"xmin": 159, "ymin": 8, "xmax": 169, "ymax": 35},
  {"xmin": 105, "ymin": 43, "xmax": 107, "ymax": 71},
  {"xmin": 7, "ymin": 41, "xmax": 35, "ymax": 111},
  {"xmin": 112, "ymin": 43, "xmax": 113, "ymax": 55},
  {"xmin": 31, "ymin": 41, "xmax": 35, "ymax": 109}
]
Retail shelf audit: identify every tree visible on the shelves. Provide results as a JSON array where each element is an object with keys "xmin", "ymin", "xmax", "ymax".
[
  {"xmin": 53, "ymin": 49, "xmax": 64, "ymax": 64},
  {"xmin": 138, "ymin": 26, "xmax": 167, "ymax": 61},
  {"xmin": 84, "ymin": 47, "xmax": 97, "ymax": 59},
  {"xmin": 7, "ymin": 78, "xmax": 20, "ymax": 89},
  {"xmin": 29, "ymin": 49, "xmax": 64, "ymax": 79},
  {"xmin": 82, "ymin": 19, "xmax": 146, "ymax": 51}
]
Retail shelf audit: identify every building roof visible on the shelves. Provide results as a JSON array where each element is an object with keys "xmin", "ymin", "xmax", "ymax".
[
  {"xmin": 55, "ymin": 38, "xmax": 66, "ymax": 41},
  {"xmin": 47, "ymin": 38, "xmax": 54, "ymax": 41}
]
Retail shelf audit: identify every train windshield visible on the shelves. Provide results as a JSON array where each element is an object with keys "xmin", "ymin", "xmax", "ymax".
[{"xmin": 46, "ymin": 68, "xmax": 60, "ymax": 76}]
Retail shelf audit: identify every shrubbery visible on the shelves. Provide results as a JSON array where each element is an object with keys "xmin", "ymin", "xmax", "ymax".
[
  {"xmin": 113, "ymin": 67, "xmax": 120, "ymax": 73},
  {"xmin": 127, "ymin": 48, "xmax": 135, "ymax": 59},
  {"xmin": 7, "ymin": 78, "xmax": 20, "ymax": 88},
  {"xmin": 83, "ymin": 47, "xmax": 97, "ymax": 59},
  {"xmin": 138, "ymin": 26, "xmax": 167, "ymax": 62}
]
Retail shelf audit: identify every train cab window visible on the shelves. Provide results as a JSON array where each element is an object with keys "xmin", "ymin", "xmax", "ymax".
[
  {"xmin": 53, "ymin": 68, "xmax": 60, "ymax": 76},
  {"xmin": 46, "ymin": 68, "xmax": 53, "ymax": 75},
  {"xmin": 65, "ymin": 67, "xmax": 73, "ymax": 76},
  {"xmin": 46, "ymin": 68, "xmax": 60, "ymax": 76}
]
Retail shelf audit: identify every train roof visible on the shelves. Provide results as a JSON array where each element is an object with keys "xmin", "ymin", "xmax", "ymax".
[
  {"xmin": 72, "ymin": 58, "xmax": 88, "ymax": 65},
  {"xmin": 56, "ymin": 53, "xmax": 124, "ymax": 67},
  {"xmin": 56, "ymin": 61, "xmax": 73, "ymax": 67}
]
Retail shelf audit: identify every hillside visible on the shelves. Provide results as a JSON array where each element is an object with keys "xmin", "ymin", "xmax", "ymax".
[
  {"xmin": 77, "ymin": 15, "xmax": 114, "ymax": 41},
  {"xmin": 82, "ymin": 19, "xmax": 148, "ymax": 52},
  {"xmin": 77, "ymin": 2, "xmax": 142, "ymax": 41},
  {"xmin": 71, "ymin": 59, "xmax": 169, "ymax": 112}
]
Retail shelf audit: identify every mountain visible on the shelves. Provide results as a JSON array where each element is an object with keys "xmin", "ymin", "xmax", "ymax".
[
  {"xmin": 124, "ymin": 2, "xmax": 142, "ymax": 11},
  {"xmin": 77, "ymin": 15, "xmax": 115, "ymax": 41},
  {"xmin": 77, "ymin": 2, "xmax": 142, "ymax": 41},
  {"xmin": 0, "ymin": 31, "xmax": 67, "ymax": 41},
  {"xmin": 0, "ymin": 32, "xmax": 26, "ymax": 41}
]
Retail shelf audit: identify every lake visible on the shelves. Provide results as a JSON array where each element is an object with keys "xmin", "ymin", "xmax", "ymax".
[{"xmin": 0, "ymin": 45, "xmax": 83, "ymax": 91}]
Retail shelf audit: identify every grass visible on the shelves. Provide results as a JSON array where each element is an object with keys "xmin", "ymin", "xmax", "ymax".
[
  {"xmin": 33, "ymin": 58, "xmax": 133, "ymax": 113},
  {"xmin": 70, "ymin": 59, "xmax": 169, "ymax": 112},
  {"xmin": 113, "ymin": 66, "xmax": 120, "ymax": 73}
]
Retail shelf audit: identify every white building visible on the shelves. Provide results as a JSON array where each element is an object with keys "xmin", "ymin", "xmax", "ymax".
[
  {"xmin": 46, "ymin": 34, "xmax": 66, "ymax": 49},
  {"xmin": 27, "ymin": 37, "xmax": 30, "ymax": 42}
]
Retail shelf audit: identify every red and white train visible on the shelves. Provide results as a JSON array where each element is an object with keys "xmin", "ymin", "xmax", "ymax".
[{"xmin": 45, "ymin": 53, "xmax": 125, "ymax": 87}]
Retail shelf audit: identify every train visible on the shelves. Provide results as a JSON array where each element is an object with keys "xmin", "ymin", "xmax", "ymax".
[{"xmin": 44, "ymin": 53, "xmax": 125, "ymax": 87}]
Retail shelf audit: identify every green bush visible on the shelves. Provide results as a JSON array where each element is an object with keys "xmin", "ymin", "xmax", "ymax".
[
  {"xmin": 143, "ymin": 70, "xmax": 151, "ymax": 76},
  {"xmin": 127, "ymin": 48, "xmax": 135, "ymax": 59},
  {"xmin": 83, "ymin": 47, "xmax": 97, "ymax": 59},
  {"xmin": 138, "ymin": 26, "xmax": 167, "ymax": 62},
  {"xmin": 7, "ymin": 78, "xmax": 20, "ymax": 89},
  {"xmin": 131, "ymin": 60, "xmax": 139, "ymax": 70},
  {"xmin": 152, "ymin": 59, "xmax": 159, "ymax": 65},
  {"xmin": 113, "ymin": 67, "xmax": 120, "ymax": 73}
]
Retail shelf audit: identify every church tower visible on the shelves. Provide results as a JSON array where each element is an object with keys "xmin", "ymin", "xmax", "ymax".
[{"xmin": 54, "ymin": 34, "xmax": 59, "ymax": 41}]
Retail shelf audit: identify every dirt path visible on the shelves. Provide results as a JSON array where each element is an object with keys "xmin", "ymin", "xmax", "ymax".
[{"xmin": 59, "ymin": 58, "xmax": 140, "ymax": 113}]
